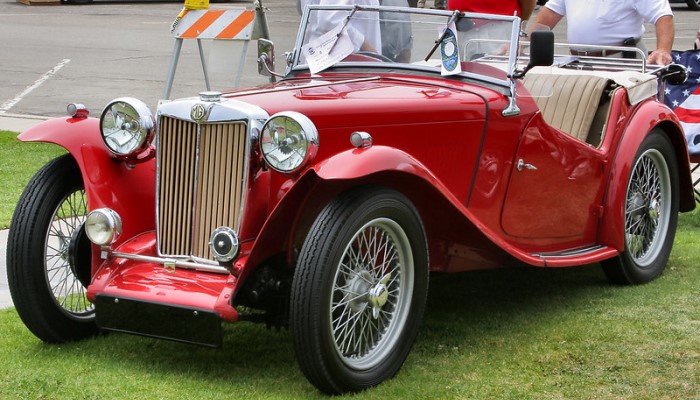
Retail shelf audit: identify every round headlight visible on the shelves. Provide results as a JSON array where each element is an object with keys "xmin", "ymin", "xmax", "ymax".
[
  {"xmin": 100, "ymin": 98, "xmax": 155, "ymax": 157},
  {"xmin": 260, "ymin": 111, "xmax": 318, "ymax": 173},
  {"xmin": 85, "ymin": 208, "xmax": 122, "ymax": 246}
]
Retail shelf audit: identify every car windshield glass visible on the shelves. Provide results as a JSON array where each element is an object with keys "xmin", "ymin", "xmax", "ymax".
[{"xmin": 294, "ymin": 5, "xmax": 522, "ymax": 84}]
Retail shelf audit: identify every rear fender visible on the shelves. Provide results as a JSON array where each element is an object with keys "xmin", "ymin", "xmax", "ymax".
[
  {"xmin": 19, "ymin": 117, "xmax": 157, "ymax": 248},
  {"xmin": 599, "ymin": 101, "xmax": 693, "ymax": 250}
]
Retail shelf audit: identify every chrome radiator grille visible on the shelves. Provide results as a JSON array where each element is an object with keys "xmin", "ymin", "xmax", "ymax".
[{"xmin": 157, "ymin": 116, "xmax": 248, "ymax": 261}]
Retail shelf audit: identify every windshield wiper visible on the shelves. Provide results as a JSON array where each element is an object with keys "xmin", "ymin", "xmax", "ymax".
[
  {"xmin": 329, "ymin": 5, "xmax": 360, "ymax": 54},
  {"xmin": 424, "ymin": 11, "xmax": 461, "ymax": 62}
]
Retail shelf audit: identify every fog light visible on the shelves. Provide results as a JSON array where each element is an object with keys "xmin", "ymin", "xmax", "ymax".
[
  {"xmin": 209, "ymin": 227, "xmax": 239, "ymax": 263},
  {"xmin": 85, "ymin": 208, "xmax": 122, "ymax": 246}
]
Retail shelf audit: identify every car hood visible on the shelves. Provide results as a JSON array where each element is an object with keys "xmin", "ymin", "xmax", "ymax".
[{"xmin": 222, "ymin": 75, "xmax": 494, "ymax": 128}]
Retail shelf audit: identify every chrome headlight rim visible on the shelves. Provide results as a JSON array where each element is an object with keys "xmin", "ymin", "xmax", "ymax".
[
  {"xmin": 260, "ymin": 111, "xmax": 319, "ymax": 173},
  {"xmin": 99, "ymin": 97, "xmax": 155, "ymax": 158}
]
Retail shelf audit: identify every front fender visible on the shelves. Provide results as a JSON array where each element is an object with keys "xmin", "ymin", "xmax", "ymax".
[
  {"xmin": 238, "ymin": 145, "xmax": 547, "ymax": 289},
  {"xmin": 312, "ymin": 145, "xmax": 442, "ymax": 184},
  {"xmin": 599, "ymin": 100, "xmax": 693, "ymax": 250},
  {"xmin": 19, "ymin": 117, "xmax": 157, "ymax": 244},
  {"xmin": 239, "ymin": 146, "xmax": 451, "ymax": 285}
]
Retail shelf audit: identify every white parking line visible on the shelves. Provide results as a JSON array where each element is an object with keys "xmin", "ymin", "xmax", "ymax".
[{"xmin": 0, "ymin": 59, "xmax": 71, "ymax": 115}]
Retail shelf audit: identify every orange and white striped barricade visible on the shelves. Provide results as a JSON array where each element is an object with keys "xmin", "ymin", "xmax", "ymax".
[{"xmin": 163, "ymin": 2, "xmax": 270, "ymax": 99}]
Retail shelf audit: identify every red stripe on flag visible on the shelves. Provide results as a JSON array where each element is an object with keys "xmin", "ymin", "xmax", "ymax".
[{"xmin": 674, "ymin": 106, "xmax": 700, "ymax": 123}]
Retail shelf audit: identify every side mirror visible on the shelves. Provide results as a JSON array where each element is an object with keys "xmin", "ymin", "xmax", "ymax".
[
  {"xmin": 257, "ymin": 39, "xmax": 276, "ymax": 80},
  {"xmin": 528, "ymin": 30, "xmax": 555, "ymax": 68},
  {"xmin": 511, "ymin": 30, "xmax": 554, "ymax": 79}
]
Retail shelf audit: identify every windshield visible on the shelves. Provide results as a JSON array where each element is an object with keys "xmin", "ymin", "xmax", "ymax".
[{"xmin": 292, "ymin": 4, "xmax": 524, "ymax": 86}]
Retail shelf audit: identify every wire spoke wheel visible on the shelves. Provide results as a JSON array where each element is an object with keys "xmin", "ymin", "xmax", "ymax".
[
  {"xmin": 45, "ymin": 189, "xmax": 94, "ymax": 318},
  {"xmin": 291, "ymin": 188, "xmax": 428, "ymax": 394},
  {"xmin": 8, "ymin": 155, "xmax": 99, "ymax": 343},
  {"xmin": 602, "ymin": 130, "xmax": 679, "ymax": 285},
  {"xmin": 330, "ymin": 218, "xmax": 413, "ymax": 369},
  {"xmin": 624, "ymin": 149, "xmax": 671, "ymax": 266}
]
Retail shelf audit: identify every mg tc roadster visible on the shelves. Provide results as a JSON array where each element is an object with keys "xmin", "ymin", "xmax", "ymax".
[{"xmin": 7, "ymin": 5, "xmax": 695, "ymax": 394}]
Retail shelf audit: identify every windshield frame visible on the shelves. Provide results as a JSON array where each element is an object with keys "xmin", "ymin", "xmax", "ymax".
[{"xmin": 290, "ymin": 4, "xmax": 523, "ymax": 89}]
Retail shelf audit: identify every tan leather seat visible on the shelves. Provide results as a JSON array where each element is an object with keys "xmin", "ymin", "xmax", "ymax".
[{"xmin": 522, "ymin": 73, "xmax": 610, "ymax": 144}]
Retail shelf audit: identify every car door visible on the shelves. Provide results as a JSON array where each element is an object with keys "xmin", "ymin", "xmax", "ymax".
[{"xmin": 500, "ymin": 120, "xmax": 607, "ymax": 245}]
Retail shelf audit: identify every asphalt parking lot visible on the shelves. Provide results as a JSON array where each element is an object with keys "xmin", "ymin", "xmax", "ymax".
[
  {"xmin": 0, "ymin": 1, "xmax": 699, "ymax": 309},
  {"xmin": 0, "ymin": 0, "xmax": 699, "ymax": 119},
  {"xmin": 0, "ymin": 0, "xmax": 302, "ymax": 118}
]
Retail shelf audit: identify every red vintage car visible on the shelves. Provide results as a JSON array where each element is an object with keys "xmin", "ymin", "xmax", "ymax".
[{"xmin": 6, "ymin": 5, "xmax": 695, "ymax": 394}]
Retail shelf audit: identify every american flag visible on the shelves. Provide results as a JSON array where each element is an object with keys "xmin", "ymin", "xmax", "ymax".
[{"xmin": 662, "ymin": 50, "xmax": 700, "ymax": 156}]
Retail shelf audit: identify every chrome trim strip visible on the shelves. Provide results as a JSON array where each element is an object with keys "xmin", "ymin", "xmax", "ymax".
[
  {"xmin": 533, "ymin": 245, "xmax": 606, "ymax": 259},
  {"xmin": 227, "ymin": 77, "xmax": 382, "ymax": 98},
  {"xmin": 111, "ymin": 251, "xmax": 230, "ymax": 274}
]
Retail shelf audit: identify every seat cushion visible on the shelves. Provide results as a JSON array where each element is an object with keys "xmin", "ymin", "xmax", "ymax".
[{"xmin": 522, "ymin": 73, "xmax": 609, "ymax": 143}]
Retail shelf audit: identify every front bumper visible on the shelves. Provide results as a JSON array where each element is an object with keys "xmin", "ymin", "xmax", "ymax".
[{"xmin": 87, "ymin": 231, "xmax": 239, "ymax": 346}]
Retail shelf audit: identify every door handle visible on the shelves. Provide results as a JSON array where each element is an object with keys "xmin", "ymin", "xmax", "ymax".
[{"xmin": 517, "ymin": 159, "xmax": 537, "ymax": 172}]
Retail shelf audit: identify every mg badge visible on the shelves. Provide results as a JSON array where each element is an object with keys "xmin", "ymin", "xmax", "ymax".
[{"xmin": 191, "ymin": 103, "xmax": 207, "ymax": 122}]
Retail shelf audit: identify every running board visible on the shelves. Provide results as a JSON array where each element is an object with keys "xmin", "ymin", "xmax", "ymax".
[{"xmin": 532, "ymin": 245, "xmax": 619, "ymax": 267}]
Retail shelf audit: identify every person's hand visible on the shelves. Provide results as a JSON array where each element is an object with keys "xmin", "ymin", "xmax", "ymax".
[
  {"xmin": 646, "ymin": 49, "xmax": 672, "ymax": 66},
  {"xmin": 695, "ymin": 29, "xmax": 700, "ymax": 50}
]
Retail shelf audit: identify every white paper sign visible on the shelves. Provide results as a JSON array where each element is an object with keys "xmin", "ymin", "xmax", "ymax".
[
  {"xmin": 439, "ymin": 22, "xmax": 461, "ymax": 76},
  {"xmin": 302, "ymin": 25, "xmax": 354, "ymax": 74}
]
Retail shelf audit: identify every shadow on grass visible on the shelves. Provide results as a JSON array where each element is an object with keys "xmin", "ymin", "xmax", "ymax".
[
  {"xmin": 50, "ymin": 265, "xmax": 610, "ymax": 386},
  {"xmin": 418, "ymin": 263, "xmax": 612, "ymax": 344},
  {"xmin": 4, "ymin": 259, "xmax": 683, "ymax": 398},
  {"xmin": 426, "ymin": 263, "xmax": 609, "ymax": 321}
]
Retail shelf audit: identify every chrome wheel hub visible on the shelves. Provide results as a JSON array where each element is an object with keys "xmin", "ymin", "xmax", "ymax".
[
  {"xmin": 330, "ymin": 218, "xmax": 414, "ymax": 369},
  {"xmin": 368, "ymin": 274, "xmax": 391, "ymax": 319},
  {"xmin": 624, "ymin": 149, "xmax": 670, "ymax": 266}
]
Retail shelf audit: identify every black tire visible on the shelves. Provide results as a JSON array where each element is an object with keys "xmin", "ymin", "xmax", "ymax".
[
  {"xmin": 291, "ymin": 187, "xmax": 428, "ymax": 394},
  {"xmin": 687, "ymin": 0, "xmax": 700, "ymax": 11},
  {"xmin": 7, "ymin": 154, "xmax": 98, "ymax": 343},
  {"xmin": 602, "ymin": 130, "xmax": 679, "ymax": 285}
]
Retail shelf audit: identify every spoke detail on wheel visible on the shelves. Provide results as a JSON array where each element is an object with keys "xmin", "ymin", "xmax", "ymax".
[
  {"xmin": 624, "ymin": 148, "xmax": 671, "ymax": 267},
  {"xmin": 44, "ymin": 189, "xmax": 93, "ymax": 317},
  {"xmin": 329, "ymin": 218, "xmax": 413, "ymax": 369}
]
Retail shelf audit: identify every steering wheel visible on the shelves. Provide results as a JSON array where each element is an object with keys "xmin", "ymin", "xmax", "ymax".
[{"xmin": 353, "ymin": 51, "xmax": 394, "ymax": 63}]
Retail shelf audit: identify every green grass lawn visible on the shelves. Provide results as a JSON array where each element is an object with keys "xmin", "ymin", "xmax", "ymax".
[
  {"xmin": 1, "ymin": 130, "xmax": 699, "ymax": 398},
  {"xmin": 0, "ymin": 130, "xmax": 66, "ymax": 229}
]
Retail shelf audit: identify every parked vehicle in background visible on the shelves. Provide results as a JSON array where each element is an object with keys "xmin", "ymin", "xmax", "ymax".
[{"xmin": 6, "ymin": 5, "xmax": 695, "ymax": 394}]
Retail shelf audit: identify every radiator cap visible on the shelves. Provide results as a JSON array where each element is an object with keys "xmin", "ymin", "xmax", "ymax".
[{"xmin": 200, "ymin": 91, "xmax": 222, "ymax": 102}]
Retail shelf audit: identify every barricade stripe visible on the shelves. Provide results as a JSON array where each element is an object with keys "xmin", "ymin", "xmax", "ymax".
[
  {"xmin": 180, "ymin": 9, "xmax": 226, "ymax": 38},
  {"xmin": 215, "ymin": 10, "xmax": 255, "ymax": 39}
]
